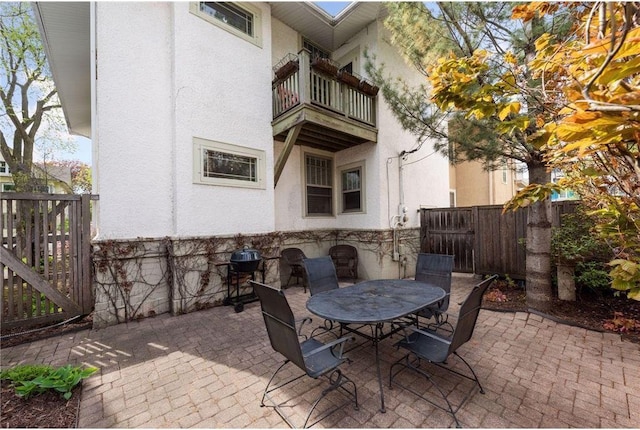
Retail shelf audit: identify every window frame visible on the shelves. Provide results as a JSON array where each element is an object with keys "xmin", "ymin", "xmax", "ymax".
[
  {"xmin": 193, "ymin": 137, "xmax": 265, "ymax": 189},
  {"xmin": 303, "ymin": 151, "xmax": 334, "ymax": 217},
  {"xmin": 339, "ymin": 161, "xmax": 365, "ymax": 214},
  {"xmin": 190, "ymin": 2, "xmax": 263, "ymax": 48}
]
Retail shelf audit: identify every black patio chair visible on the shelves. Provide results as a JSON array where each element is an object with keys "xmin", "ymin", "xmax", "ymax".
[
  {"xmin": 280, "ymin": 247, "xmax": 307, "ymax": 292},
  {"xmin": 302, "ymin": 256, "xmax": 342, "ymax": 336},
  {"xmin": 251, "ymin": 281, "xmax": 358, "ymax": 428},
  {"xmin": 389, "ymin": 274, "xmax": 498, "ymax": 428},
  {"xmin": 414, "ymin": 253, "xmax": 454, "ymax": 331},
  {"xmin": 329, "ymin": 244, "xmax": 358, "ymax": 283},
  {"xmin": 303, "ymin": 256, "xmax": 340, "ymax": 296}
]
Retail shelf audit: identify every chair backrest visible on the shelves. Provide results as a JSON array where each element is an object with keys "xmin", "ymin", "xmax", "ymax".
[
  {"xmin": 281, "ymin": 247, "xmax": 306, "ymax": 265},
  {"xmin": 415, "ymin": 253, "xmax": 454, "ymax": 291},
  {"xmin": 303, "ymin": 256, "xmax": 339, "ymax": 296},
  {"xmin": 329, "ymin": 244, "xmax": 357, "ymax": 262},
  {"xmin": 448, "ymin": 275, "xmax": 498, "ymax": 354},
  {"xmin": 415, "ymin": 253, "xmax": 454, "ymax": 312},
  {"xmin": 252, "ymin": 281, "xmax": 306, "ymax": 371}
]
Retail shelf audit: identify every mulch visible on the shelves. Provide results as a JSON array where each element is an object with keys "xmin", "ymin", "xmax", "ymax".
[
  {"xmin": 0, "ymin": 382, "xmax": 81, "ymax": 428},
  {"xmin": 482, "ymin": 282, "xmax": 640, "ymax": 344}
]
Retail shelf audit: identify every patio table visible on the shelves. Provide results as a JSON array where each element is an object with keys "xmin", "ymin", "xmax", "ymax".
[{"xmin": 306, "ymin": 279, "xmax": 445, "ymax": 413}]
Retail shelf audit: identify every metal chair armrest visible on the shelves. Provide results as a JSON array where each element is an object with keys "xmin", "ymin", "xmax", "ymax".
[
  {"xmin": 296, "ymin": 317, "xmax": 313, "ymax": 339},
  {"xmin": 302, "ymin": 335, "xmax": 354, "ymax": 359}
]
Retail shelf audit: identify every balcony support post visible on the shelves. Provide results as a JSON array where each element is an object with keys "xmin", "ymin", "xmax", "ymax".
[
  {"xmin": 297, "ymin": 49, "xmax": 310, "ymax": 105},
  {"xmin": 274, "ymin": 124, "xmax": 302, "ymax": 187}
]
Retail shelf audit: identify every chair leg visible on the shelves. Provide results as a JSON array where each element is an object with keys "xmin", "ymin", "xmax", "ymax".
[
  {"xmin": 389, "ymin": 354, "xmax": 463, "ymax": 428},
  {"xmin": 453, "ymin": 352, "xmax": 485, "ymax": 394},
  {"xmin": 261, "ymin": 360, "xmax": 291, "ymax": 407},
  {"xmin": 303, "ymin": 369, "xmax": 358, "ymax": 428}
]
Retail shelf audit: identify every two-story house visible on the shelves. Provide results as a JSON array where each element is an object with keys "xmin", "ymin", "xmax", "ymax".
[{"xmin": 34, "ymin": 1, "xmax": 458, "ymax": 325}]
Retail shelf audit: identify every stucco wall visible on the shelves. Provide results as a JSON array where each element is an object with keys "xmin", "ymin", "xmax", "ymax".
[
  {"xmin": 94, "ymin": 2, "xmax": 175, "ymax": 239},
  {"xmin": 94, "ymin": 2, "xmax": 275, "ymax": 240},
  {"xmin": 273, "ymin": 18, "xmax": 450, "ymax": 237}
]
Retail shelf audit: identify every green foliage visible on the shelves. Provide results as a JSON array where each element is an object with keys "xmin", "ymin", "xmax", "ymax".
[
  {"xmin": 1, "ymin": 364, "xmax": 97, "ymax": 400},
  {"xmin": 551, "ymin": 208, "xmax": 608, "ymax": 264},
  {"xmin": 1, "ymin": 364, "xmax": 53, "ymax": 383},
  {"xmin": 0, "ymin": 2, "xmax": 67, "ymax": 193},
  {"xmin": 575, "ymin": 261, "xmax": 612, "ymax": 293}
]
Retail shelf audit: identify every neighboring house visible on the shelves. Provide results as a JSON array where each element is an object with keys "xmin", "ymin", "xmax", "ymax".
[
  {"xmin": 32, "ymin": 1, "xmax": 461, "ymax": 325},
  {"xmin": 450, "ymin": 160, "xmax": 525, "ymax": 207},
  {"xmin": 550, "ymin": 168, "xmax": 579, "ymax": 202},
  {"xmin": 0, "ymin": 153, "xmax": 72, "ymax": 194}
]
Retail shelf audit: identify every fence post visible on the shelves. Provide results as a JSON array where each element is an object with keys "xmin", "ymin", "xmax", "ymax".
[
  {"xmin": 471, "ymin": 206, "xmax": 479, "ymax": 274},
  {"xmin": 80, "ymin": 194, "xmax": 93, "ymax": 313}
]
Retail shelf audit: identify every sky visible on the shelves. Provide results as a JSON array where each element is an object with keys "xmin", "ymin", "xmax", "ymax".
[
  {"xmin": 61, "ymin": 136, "xmax": 92, "ymax": 164},
  {"xmin": 315, "ymin": 2, "xmax": 352, "ymax": 16}
]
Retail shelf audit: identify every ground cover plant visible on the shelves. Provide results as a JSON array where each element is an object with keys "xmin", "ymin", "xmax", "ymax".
[{"xmin": 0, "ymin": 364, "xmax": 96, "ymax": 428}]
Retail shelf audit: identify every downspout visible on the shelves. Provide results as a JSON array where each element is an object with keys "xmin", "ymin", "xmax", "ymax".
[{"xmin": 90, "ymin": 1, "xmax": 99, "ymax": 237}]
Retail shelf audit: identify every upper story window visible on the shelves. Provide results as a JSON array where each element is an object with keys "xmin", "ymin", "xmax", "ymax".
[
  {"xmin": 0, "ymin": 161, "xmax": 9, "ymax": 175},
  {"xmin": 305, "ymin": 153, "xmax": 333, "ymax": 216},
  {"xmin": 340, "ymin": 162, "xmax": 365, "ymax": 213},
  {"xmin": 193, "ymin": 137, "xmax": 265, "ymax": 189},
  {"xmin": 303, "ymin": 37, "xmax": 330, "ymax": 60},
  {"xmin": 190, "ymin": 2, "xmax": 262, "ymax": 47}
]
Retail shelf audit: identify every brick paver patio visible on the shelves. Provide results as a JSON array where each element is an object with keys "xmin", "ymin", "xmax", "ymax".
[{"xmin": 2, "ymin": 274, "xmax": 639, "ymax": 428}]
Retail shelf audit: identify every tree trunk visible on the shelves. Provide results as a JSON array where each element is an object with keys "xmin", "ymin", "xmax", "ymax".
[{"xmin": 525, "ymin": 163, "xmax": 553, "ymax": 311}]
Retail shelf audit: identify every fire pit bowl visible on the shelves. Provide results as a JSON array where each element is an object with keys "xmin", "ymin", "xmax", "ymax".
[{"xmin": 230, "ymin": 246, "xmax": 262, "ymax": 273}]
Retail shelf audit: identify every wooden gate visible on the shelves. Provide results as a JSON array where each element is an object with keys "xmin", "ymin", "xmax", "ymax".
[
  {"xmin": 420, "ymin": 202, "xmax": 579, "ymax": 279},
  {"xmin": 1, "ymin": 193, "xmax": 93, "ymax": 330},
  {"xmin": 420, "ymin": 207, "xmax": 475, "ymax": 273}
]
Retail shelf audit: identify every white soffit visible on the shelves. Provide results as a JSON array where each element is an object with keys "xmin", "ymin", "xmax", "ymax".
[
  {"xmin": 32, "ymin": 2, "xmax": 91, "ymax": 138},
  {"xmin": 270, "ymin": 2, "xmax": 383, "ymax": 52}
]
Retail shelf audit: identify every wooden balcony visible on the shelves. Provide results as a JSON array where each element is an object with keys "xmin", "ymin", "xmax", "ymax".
[{"xmin": 271, "ymin": 51, "xmax": 378, "ymax": 153}]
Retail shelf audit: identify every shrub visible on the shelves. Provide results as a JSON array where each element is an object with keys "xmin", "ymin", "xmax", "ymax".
[
  {"xmin": 575, "ymin": 261, "xmax": 612, "ymax": 294},
  {"xmin": 1, "ymin": 364, "xmax": 97, "ymax": 400}
]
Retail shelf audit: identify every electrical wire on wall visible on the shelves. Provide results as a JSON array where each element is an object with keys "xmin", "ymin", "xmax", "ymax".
[{"xmin": 386, "ymin": 144, "xmax": 439, "ymax": 278}]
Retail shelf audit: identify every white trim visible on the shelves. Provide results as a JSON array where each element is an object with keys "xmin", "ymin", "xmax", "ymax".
[
  {"xmin": 302, "ymin": 148, "xmax": 335, "ymax": 218},
  {"xmin": 189, "ymin": 2, "xmax": 263, "ymax": 48},
  {"xmin": 338, "ymin": 160, "xmax": 366, "ymax": 214},
  {"xmin": 193, "ymin": 137, "xmax": 265, "ymax": 189}
]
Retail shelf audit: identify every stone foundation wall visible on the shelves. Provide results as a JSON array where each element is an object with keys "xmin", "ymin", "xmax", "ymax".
[{"xmin": 91, "ymin": 228, "xmax": 420, "ymax": 328}]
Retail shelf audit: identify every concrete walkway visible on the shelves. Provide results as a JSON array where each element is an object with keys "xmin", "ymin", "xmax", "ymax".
[{"xmin": 2, "ymin": 275, "xmax": 639, "ymax": 428}]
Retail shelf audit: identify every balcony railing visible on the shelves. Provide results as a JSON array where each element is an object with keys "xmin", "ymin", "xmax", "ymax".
[{"xmin": 272, "ymin": 50, "xmax": 377, "ymax": 127}]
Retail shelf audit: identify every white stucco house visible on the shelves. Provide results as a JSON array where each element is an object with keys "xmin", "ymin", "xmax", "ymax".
[{"xmin": 33, "ymin": 1, "xmax": 453, "ymax": 326}]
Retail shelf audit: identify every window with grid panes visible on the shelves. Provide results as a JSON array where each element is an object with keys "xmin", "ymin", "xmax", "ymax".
[
  {"xmin": 305, "ymin": 154, "xmax": 333, "ymax": 216},
  {"xmin": 341, "ymin": 166, "xmax": 362, "ymax": 212},
  {"xmin": 303, "ymin": 38, "xmax": 330, "ymax": 60},
  {"xmin": 193, "ymin": 137, "xmax": 265, "ymax": 189},
  {"xmin": 190, "ymin": 2, "xmax": 262, "ymax": 47}
]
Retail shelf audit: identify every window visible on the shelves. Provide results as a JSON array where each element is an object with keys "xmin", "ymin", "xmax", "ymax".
[
  {"xmin": 305, "ymin": 154, "xmax": 333, "ymax": 216},
  {"xmin": 193, "ymin": 137, "xmax": 265, "ymax": 189},
  {"xmin": 340, "ymin": 162, "xmax": 365, "ymax": 213},
  {"xmin": 2, "ymin": 183, "xmax": 16, "ymax": 192},
  {"xmin": 449, "ymin": 191, "xmax": 456, "ymax": 208},
  {"xmin": 190, "ymin": 2, "xmax": 262, "ymax": 47},
  {"xmin": 0, "ymin": 161, "xmax": 9, "ymax": 174},
  {"xmin": 303, "ymin": 37, "xmax": 330, "ymax": 60}
]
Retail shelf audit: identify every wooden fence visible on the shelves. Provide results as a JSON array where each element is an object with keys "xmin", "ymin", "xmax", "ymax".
[
  {"xmin": 1, "ymin": 193, "xmax": 94, "ymax": 330},
  {"xmin": 420, "ymin": 201, "xmax": 579, "ymax": 279}
]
